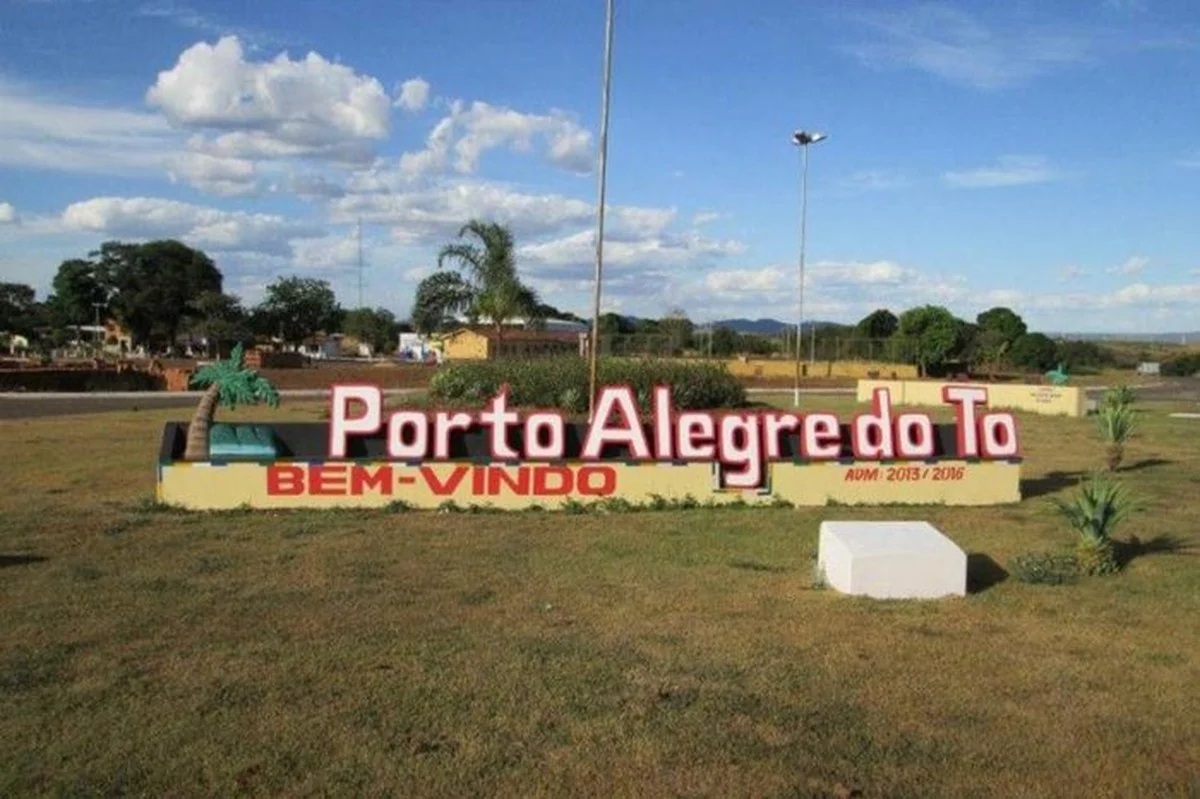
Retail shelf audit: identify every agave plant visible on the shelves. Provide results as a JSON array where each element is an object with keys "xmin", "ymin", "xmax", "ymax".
[
  {"xmin": 1053, "ymin": 473, "xmax": 1134, "ymax": 576},
  {"xmin": 184, "ymin": 343, "xmax": 280, "ymax": 461},
  {"xmin": 1103, "ymin": 384, "xmax": 1137, "ymax": 409},
  {"xmin": 1096, "ymin": 401, "xmax": 1136, "ymax": 470}
]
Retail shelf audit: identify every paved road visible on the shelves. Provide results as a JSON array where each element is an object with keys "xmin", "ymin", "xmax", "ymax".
[
  {"xmin": 2, "ymin": 379, "xmax": 1196, "ymax": 421},
  {"xmin": 0, "ymin": 389, "xmax": 423, "ymax": 420}
]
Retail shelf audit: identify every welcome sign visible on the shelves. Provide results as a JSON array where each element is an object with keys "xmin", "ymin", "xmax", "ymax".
[{"xmin": 156, "ymin": 385, "xmax": 1023, "ymax": 510}]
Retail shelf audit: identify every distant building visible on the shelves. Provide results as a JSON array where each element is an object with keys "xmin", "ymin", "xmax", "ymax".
[
  {"xmin": 437, "ymin": 328, "xmax": 585, "ymax": 361},
  {"xmin": 397, "ymin": 333, "xmax": 435, "ymax": 362},
  {"xmin": 447, "ymin": 314, "xmax": 589, "ymax": 333},
  {"xmin": 1137, "ymin": 362, "xmax": 1161, "ymax": 376}
]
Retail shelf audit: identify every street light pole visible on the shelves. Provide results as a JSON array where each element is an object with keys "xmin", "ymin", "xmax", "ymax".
[
  {"xmin": 587, "ymin": 0, "xmax": 615, "ymax": 421},
  {"xmin": 790, "ymin": 129, "xmax": 827, "ymax": 407},
  {"xmin": 92, "ymin": 301, "xmax": 104, "ymax": 352}
]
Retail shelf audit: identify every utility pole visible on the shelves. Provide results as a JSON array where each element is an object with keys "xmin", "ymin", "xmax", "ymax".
[
  {"xmin": 587, "ymin": 0, "xmax": 616, "ymax": 421},
  {"xmin": 93, "ymin": 302, "xmax": 103, "ymax": 351},
  {"xmin": 356, "ymin": 218, "xmax": 364, "ymax": 309}
]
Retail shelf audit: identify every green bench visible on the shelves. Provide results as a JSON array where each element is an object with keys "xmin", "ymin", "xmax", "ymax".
[{"xmin": 208, "ymin": 423, "xmax": 278, "ymax": 459}]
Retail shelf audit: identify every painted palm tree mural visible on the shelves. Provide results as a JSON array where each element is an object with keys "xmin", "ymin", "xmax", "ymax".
[{"xmin": 183, "ymin": 342, "xmax": 280, "ymax": 461}]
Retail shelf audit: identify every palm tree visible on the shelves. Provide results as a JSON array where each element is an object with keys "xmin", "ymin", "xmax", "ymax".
[
  {"xmin": 436, "ymin": 219, "xmax": 542, "ymax": 339},
  {"xmin": 411, "ymin": 271, "xmax": 474, "ymax": 335},
  {"xmin": 184, "ymin": 342, "xmax": 280, "ymax": 461}
]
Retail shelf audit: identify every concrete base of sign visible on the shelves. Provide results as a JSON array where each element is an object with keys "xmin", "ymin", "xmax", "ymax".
[{"xmin": 817, "ymin": 521, "xmax": 967, "ymax": 599}]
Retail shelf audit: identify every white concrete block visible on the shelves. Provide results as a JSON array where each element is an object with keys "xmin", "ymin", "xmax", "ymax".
[{"xmin": 817, "ymin": 521, "xmax": 967, "ymax": 599}]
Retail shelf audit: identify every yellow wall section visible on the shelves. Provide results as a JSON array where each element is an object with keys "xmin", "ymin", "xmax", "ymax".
[
  {"xmin": 439, "ymin": 329, "xmax": 490, "ymax": 360},
  {"xmin": 159, "ymin": 459, "xmax": 1020, "ymax": 510},
  {"xmin": 684, "ymin": 359, "xmax": 919, "ymax": 380},
  {"xmin": 856, "ymin": 379, "xmax": 1086, "ymax": 417}
]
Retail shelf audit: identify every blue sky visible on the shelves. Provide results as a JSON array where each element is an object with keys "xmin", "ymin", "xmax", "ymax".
[{"xmin": 1, "ymin": 0, "xmax": 1198, "ymax": 332}]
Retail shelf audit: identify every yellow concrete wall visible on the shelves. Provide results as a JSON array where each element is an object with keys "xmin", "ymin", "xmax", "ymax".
[
  {"xmin": 857, "ymin": 379, "xmax": 1087, "ymax": 417},
  {"xmin": 682, "ymin": 359, "xmax": 918, "ymax": 380},
  {"xmin": 441, "ymin": 330, "xmax": 490, "ymax": 360},
  {"xmin": 159, "ymin": 458, "xmax": 1020, "ymax": 510}
]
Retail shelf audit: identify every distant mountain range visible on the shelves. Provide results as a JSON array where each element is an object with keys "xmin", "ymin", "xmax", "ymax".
[
  {"xmin": 705, "ymin": 318, "xmax": 838, "ymax": 334},
  {"xmin": 705, "ymin": 319, "xmax": 1197, "ymax": 342},
  {"xmin": 584, "ymin": 313, "xmax": 1197, "ymax": 342}
]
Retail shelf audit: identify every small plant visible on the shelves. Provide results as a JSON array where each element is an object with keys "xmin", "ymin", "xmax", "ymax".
[
  {"xmin": 560, "ymin": 498, "xmax": 587, "ymax": 515},
  {"xmin": 1052, "ymin": 473, "xmax": 1135, "ymax": 576},
  {"xmin": 811, "ymin": 560, "xmax": 828, "ymax": 590},
  {"xmin": 1096, "ymin": 401, "xmax": 1136, "ymax": 471},
  {"xmin": 1007, "ymin": 551, "xmax": 1080, "ymax": 585},
  {"xmin": 1103, "ymin": 384, "xmax": 1137, "ymax": 409}
]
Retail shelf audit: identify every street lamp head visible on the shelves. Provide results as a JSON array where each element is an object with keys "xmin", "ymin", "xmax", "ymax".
[{"xmin": 792, "ymin": 130, "xmax": 828, "ymax": 146}]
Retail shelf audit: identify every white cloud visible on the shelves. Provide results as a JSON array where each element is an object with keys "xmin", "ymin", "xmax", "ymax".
[
  {"xmin": 331, "ymin": 181, "xmax": 595, "ymax": 243},
  {"xmin": 395, "ymin": 100, "xmax": 593, "ymax": 180},
  {"xmin": 61, "ymin": 196, "xmax": 315, "ymax": 256},
  {"xmin": 1108, "ymin": 255, "xmax": 1150, "ymax": 275},
  {"xmin": 146, "ymin": 36, "xmax": 391, "ymax": 164},
  {"xmin": 136, "ymin": 1, "xmax": 283, "ymax": 50},
  {"xmin": 0, "ymin": 79, "xmax": 179, "ymax": 176},
  {"xmin": 519, "ymin": 229, "xmax": 743, "ymax": 278},
  {"xmin": 692, "ymin": 211, "xmax": 721, "ymax": 226},
  {"xmin": 0, "ymin": 203, "xmax": 16, "ymax": 224},
  {"xmin": 291, "ymin": 233, "xmax": 361, "ymax": 270},
  {"xmin": 843, "ymin": 6, "xmax": 1092, "ymax": 90},
  {"xmin": 944, "ymin": 156, "xmax": 1058, "ymax": 188},
  {"xmin": 841, "ymin": 169, "xmax": 909, "ymax": 192},
  {"xmin": 403, "ymin": 266, "xmax": 434, "ymax": 282},
  {"xmin": 166, "ymin": 151, "xmax": 260, "ymax": 196},
  {"xmin": 395, "ymin": 77, "xmax": 431, "ymax": 112}
]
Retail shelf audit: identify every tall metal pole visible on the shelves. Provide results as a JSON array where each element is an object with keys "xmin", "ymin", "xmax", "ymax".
[
  {"xmin": 793, "ymin": 143, "xmax": 809, "ymax": 407},
  {"xmin": 356, "ymin": 218, "xmax": 364, "ymax": 309},
  {"xmin": 587, "ymin": 0, "xmax": 615, "ymax": 421}
]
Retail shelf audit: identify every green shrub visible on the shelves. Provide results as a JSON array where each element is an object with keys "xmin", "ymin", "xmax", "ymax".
[
  {"xmin": 1008, "ymin": 552, "xmax": 1081, "ymax": 585},
  {"xmin": 1161, "ymin": 352, "xmax": 1200, "ymax": 377},
  {"xmin": 1102, "ymin": 384, "xmax": 1137, "ymax": 409},
  {"xmin": 1096, "ymin": 402, "xmax": 1136, "ymax": 471},
  {"xmin": 428, "ymin": 356, "xmax": 746, "ymax": 412},
  {"xmin": 1052, "ymin": 473, "xmax": 1135, "ymax": 576}
]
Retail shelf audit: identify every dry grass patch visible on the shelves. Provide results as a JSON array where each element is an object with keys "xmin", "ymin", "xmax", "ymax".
[{"xmin": 0, "ymin": 398, "xmax": 1197, "ymax": 796}]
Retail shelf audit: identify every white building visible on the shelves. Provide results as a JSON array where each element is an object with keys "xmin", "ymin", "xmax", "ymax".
[{"xmin": 446, "ymin": 314, "xmax": 588, "ymax": 333}]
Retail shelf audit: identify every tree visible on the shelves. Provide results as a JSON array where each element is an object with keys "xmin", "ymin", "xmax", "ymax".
[
  {"xmin": 97, "ymin": 240, "xmax": 224, "ymax": 350},
  {"xmin": 254, "ymin": 277, "xmax": 343, "ymax": 347},
  {"xmin": 973, "ymin": 327, "xmax": 1012, "ymax": 378},
  {"xmin": 48, "ymin": 259, "xmax": 108, "ymax": 331},
  {"xmin": 343, "ymin": 307, "xmax": 400, "ymax": 354},
  {"xmin": 1009, "ymin": 332, "xmax": 1059, "ymax": 371},
  {"xmin": 0, "ymin": 283, "xmax": 37, "ymax": 336},
  {"xmin": 856, "ymin": 308, "xmax": 899, "ymax": 340},
  {"xmin": 436, "ymin": 219, "xmax": 541, "ymax": 336},
  {"xmin": 411, "ymin": 271, "xmax": 473, "ymax": 335},
  {"xmin": 710, "ymin": 326, "xmax": 739, "ymax": 357},
  {"xmin": 659, "ymin": 309, "xmax": 695, "ymax": 354},
  {"xmin": 187, "ymin": 291, "xmax": 249, "ymax": 357},
  {"xmin": 898, "ymin": 305, "xmax": 969, "ymax": 376},
  {"xmin": 976, "ymin": 307, "xmax": 1027, "ymax": 347},
  {"xmin": 184, "ymin": 342, "xmax": 280, "ymax": 461}
]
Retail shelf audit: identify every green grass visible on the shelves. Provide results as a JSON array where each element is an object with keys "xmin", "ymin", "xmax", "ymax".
[{"xmin": 1, "ymin": 398, "xmax": 1198, "ymax": 796}]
